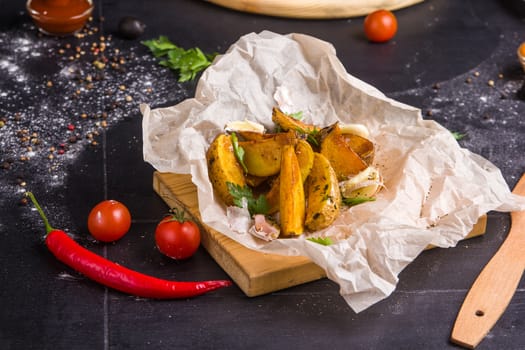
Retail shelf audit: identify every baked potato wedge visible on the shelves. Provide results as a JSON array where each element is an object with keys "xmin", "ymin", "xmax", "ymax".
[
  {"xmin": 305, "ymin": 152, "xmax": 341, "ymax": 231},
  {"xmin": 206, "ymin": 133, "xmax": 246, "ymax": 206},
  {"xmin": 295, "ymin": 138, "xmax": 315, "ymax": 181},
  {"xmin": 265, "ymin": 177, "xmax": 280, "ymax": 214},
  {"xmin": 239, "ymin": 131, "xmax": 296, "ymax": 177},
  {"xmin": 272, "ymin": 107, "xmax": 318, "ymax": 134},
  {"xmin": 237, "ymin": 130, "xmax": 271, "ymax": 142},
  {"xmin": 265, "ymin": 139, "xmax": 314, "ymax": 214},
  {"xmin": 341, "ymin": 132, "xmax": 375, "ymax": 166},
  {"xmin": 279, "ymin": 145, "xmax": 305, "ymax": 237},
  {"xmin": 320, "ymin": 123, "xmax": 368, "ymax": 180}
]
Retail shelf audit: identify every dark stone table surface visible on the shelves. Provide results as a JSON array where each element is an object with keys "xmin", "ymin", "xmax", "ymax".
[{"xmin": 1, "ymin": 0, "xmax": 524, "ymax": 349}]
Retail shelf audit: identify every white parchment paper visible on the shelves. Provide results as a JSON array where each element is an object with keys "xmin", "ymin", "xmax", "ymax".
[{"xmin": 141, "ymin": 31, "xmax": 525, "ymax": 312}]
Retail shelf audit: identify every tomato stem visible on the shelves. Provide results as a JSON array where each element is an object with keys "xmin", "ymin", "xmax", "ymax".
[
  {"xmin": 26, "ymin": 192, "xmax": 55, "ymax": 235},
  {"xmin": 167, "ymin": 207, "xmax": 187, "ymax": 222}
]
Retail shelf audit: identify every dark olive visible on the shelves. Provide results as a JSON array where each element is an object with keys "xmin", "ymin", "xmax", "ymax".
[{"xmin": 117, "ymin": 16, "xmax": 146, "ymax": 40}]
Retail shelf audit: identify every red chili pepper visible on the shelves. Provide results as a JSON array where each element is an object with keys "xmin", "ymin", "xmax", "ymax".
[{"xmin": 26, "ymin": 192, "xmax": 232, "ymax": 298}]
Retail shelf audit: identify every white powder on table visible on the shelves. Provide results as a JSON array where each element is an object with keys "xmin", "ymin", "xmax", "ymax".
[{"xmin": 0, "ymin": 19, "xmax": 190, "ymax": 213}]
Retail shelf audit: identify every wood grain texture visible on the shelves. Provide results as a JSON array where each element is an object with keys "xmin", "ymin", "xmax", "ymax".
[
  {"xmin": 451, "ymin": 174, "xmax": 525, "ymax": 349},
  {"xmin": 153, "ymin": 172, "xmax": 486, "ymax": 297},
  {"xmin": 153, "ymin": 172, "xmax": 325, "ymax": 297},
  {"xmin": 205, "ymin": 0, "xmax": 424, "ymax": 19}
]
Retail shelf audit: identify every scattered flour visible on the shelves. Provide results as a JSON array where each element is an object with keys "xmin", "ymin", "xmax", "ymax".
[{"xmin": 0, "ymin": 18, "xmax": 190, "ymax": 214}]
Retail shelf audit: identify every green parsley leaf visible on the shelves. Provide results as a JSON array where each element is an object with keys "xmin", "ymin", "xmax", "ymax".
[
  {"xmin": 230, "ymin": 133, "xmax": 248, "ymax": 173},
  {"xmin": 227, "ymin": 182, "xmax": 251, "ymax": 208},
  {"xmin": 307, "ymin": 237, "xmax": 333, "ymax": 246},
  {"xmin": 295, "ymin": 126, "xmax": 320, "ymax": 147},
  {"xmin": 227, "ymin": 182, "xmax": 269, "ymax": 216},
  {"xmin": 289, "ymin": 111, "xmax": 304, "ymax": 120},
  {"xmin": 141, "ymin": 35, "xmax": 178, "ymax": 57},
  {"xmin": 142, "ymin": 36, "xmax": 217, "ymax": 82},
  {"xmin": 252, "ymin": 195, "xmax": 270, "ymax": 216},
  {"xmin": 451, "ymin": 131, "xmax": 466, "ymax": 140},
  {"xmin": 342, "ymin": 196, "xmax": 376, "ymax": 206}
]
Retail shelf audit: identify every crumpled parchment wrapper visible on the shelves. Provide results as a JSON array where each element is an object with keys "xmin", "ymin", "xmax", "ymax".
[{"xmin": 141, "ymin": 30, "xmax": 525, "ymax": 313}]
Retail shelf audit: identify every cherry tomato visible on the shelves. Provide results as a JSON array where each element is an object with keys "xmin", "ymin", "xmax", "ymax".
[
  {"xmin": 155, "ymin": 209, "xmax": 200, "ymax": 260},
  {"xmin": 87, "ymin": 200, "xmax": 131, "ymax": 242},
  {"xmin": 364, "ymin": 9, "xmax": 398, "ymax": 43}
]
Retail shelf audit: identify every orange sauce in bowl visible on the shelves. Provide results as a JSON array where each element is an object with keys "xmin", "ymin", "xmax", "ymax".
[
  {"xmin": 518, "ymin": 42, "xmax": 525, "ymax": 72},
  {"xmin": 519, "ymin": 42, "xmax": 525, "ymax": 58},
  {"xmin": 26, "ymin": 0, "xmax": 93, "ymax": 36}
]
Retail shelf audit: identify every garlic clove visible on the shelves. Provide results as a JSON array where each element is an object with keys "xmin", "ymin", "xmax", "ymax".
[
  {"xmin": 339, "ymin": 123, "xmax": 370, "ymax": 139},
  {"xmin": 339, "ymin": 166, "xmax": 383, "ymax": 199},
  {"xmin": 248, "ymin": 214, "xmax": 280, "ymax": 241},
  {"xmin": 225, "ymin": 119, "xmax": 265, "ymax": 134}
]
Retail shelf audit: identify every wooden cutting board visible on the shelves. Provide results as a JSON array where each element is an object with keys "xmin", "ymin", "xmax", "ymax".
[
  {"xmin": 205, "ymin": 0, "xmax": 424, "ymax": 19},
  {"xmin": 153, "ymin": 172, "xmax": 487, "ymax": 297}
]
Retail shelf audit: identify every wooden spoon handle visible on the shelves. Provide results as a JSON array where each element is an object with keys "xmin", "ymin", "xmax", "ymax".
[{"xmin": 450, "ymin": 174, "xmax": 525, "ymax": 349}]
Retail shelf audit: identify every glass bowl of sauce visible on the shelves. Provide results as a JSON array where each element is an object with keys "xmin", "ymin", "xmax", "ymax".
[{"xmin": 26, "ymin": 0, "xmax": 93, "ymax": 36}]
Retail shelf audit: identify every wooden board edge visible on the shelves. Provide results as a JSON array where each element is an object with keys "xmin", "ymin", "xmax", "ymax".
[
  {"xmin": 153, "ymin": 172, "xmax": 252, "ymax": 288},
  {"xmin": 426, "ymin": 214, "xmax": 487, "ymax": 250},
  {"xmin": 153, "ymin": 172, "xmax": 325, "ymax": 296},
  {"xmin": 206, "ymin": 0, "xmax": 424, "ymax": 19},
  {"xmin": 152, "ymin": 171, "xmax": 487, "ymax": 297}
]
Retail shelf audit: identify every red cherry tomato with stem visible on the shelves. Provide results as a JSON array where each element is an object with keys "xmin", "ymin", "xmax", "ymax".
[
  {"xmin": 88, "ymin": 200, "xmax": 131, "ymax": 242},
  {"xmin": 155, "ymin": 208, "xmax": 201, "ymax": 260},
  {"xmin": 364, "ymin": 9, "xmax": 398, "ymax": 43}
]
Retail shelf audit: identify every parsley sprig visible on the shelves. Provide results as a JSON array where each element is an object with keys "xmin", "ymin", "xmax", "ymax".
[
  {"xmin": 342, "ymin": 196, "xmax": 376, "ymax": 206},
  {"xmin": 307, "ymin": 237, "xmax": 333, "ymax": 246},
  {"xmin": 289, "ymin": 111, "xmax": 304, "ymax": 120},
  {"xmin": 230, "ymin": 133, "xmax": 248, "ymax": 173},
  {"xmin": 296, "ymin": 126, "xmax": 320, "ymax": 147},
  {"xmin": 227, "ymin": 182, "xmax": 269, "ymax": 216},
  {"xmin": 142, "ymin": 36, "xmax": 217, "ymax": 82},
  {"xmin": 451, "ymin": 131, "xmax": 466, "ymax": 140}
]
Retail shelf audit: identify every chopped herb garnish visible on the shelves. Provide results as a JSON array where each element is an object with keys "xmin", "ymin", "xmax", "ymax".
[
  {"xmin": 142, "ymin": 36, "xmax": 217, "ymax": 82},
  {"xmin": 227, "ymin": 182, "xmax": 269, "ymax": 216},
  {"xmin": 307, "ymin": 237, "xmax": 333, "ymax": 246},
  {"xmin": 342, "ymin": 196, "xmax": 376, "ymax": 206},
  {"xmin": 451, "ymin": 131, "xmax": 466, "ymax": 140},
  {"xmin": 231, "ymin": 133, "xmax": 248, "ymax": 173},
  {"xmin": 295, "ymin": 126, "xmax": 320, "ymax": 147},
  {"xmin": 289, "ymin": 111, "xmax": 304, "ymax": 120}
]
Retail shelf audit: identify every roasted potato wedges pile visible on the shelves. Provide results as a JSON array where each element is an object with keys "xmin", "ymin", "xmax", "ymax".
[{"xmin": 206, "ymin": 107, "xmax": 383, "ymax": 240}]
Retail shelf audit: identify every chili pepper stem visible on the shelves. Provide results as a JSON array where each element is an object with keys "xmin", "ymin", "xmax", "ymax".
[{"xmin": 25, "ymin": 192, "xmax": 55, "ymax": 235}]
